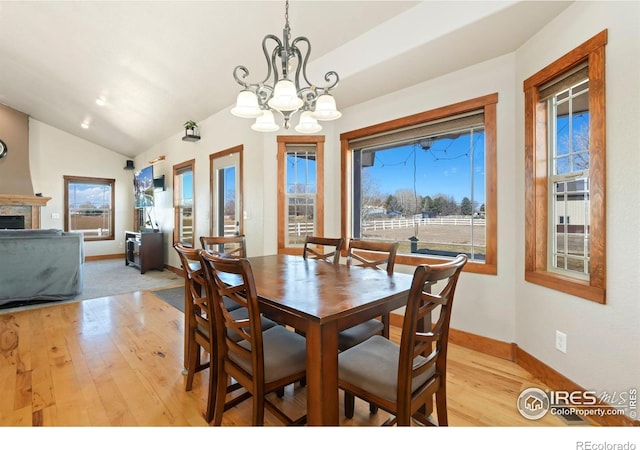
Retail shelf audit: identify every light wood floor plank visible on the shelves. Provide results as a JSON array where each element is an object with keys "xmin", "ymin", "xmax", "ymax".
[{"xmin": 0, "ymin": 291, "xmax": 576, "ymax": 427}]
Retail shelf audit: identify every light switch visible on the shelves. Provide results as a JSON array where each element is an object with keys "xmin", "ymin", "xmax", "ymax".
[{"xmin": 51, "ymin": 212, "xmax": 60, "ymax": 220}]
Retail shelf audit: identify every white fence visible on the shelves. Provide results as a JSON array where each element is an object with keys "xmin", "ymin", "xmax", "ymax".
[
  {"xmin": 282, "ymin": 216, "xmax": 486, "ymax": 237},
  {"xmin": 362, "ymin": 216, "xmax": 485, "ymax": 232},
  {"xmin": 288, "ymin": 222, "xmax": 315, "ymax": 236}
]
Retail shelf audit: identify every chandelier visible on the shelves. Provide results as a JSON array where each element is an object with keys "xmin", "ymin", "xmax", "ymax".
[{"xmin": 231, "ymin": 0, "xmax": 341, "ymax": 133}]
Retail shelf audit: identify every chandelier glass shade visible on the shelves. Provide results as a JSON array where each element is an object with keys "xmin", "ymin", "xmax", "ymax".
[{"xmin": 231, "ymin": 0, "xmax": 340, "ymax": 133}]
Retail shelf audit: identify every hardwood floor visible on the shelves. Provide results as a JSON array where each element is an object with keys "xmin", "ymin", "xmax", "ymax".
[{"xmin": 0, "ymin": 291, "xmax": 572, "ymax": 427}]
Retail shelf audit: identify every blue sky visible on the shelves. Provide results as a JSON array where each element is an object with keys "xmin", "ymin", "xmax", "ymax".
[
  {"xmin": 363, "ymin": 132, "xmax": 486, "ymax": 206},
  {"xmin": 68, "ymin": 183, "xmax": 111, "ymax": 208}
]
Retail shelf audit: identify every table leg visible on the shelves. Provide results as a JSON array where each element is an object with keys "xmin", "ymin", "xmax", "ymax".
[{"xmin": 305, "ymin": 320, "xmax": 339, "ymax": 425}]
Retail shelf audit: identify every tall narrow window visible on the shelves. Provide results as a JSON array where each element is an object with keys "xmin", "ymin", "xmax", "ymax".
[
  {"xmin": 341, "ymin": 94, "xmax": 498, "ymax": 275},
  {"xmin": 173, "ymin": 160, "xmax": 195, "ymax": 246},
  {"xmin": 64, "ymin": 176, "xmax": 115, "ymax": 241},
  {"xmin": 277, "ymin": 135, "xmax": 324, "ymax": 254},
  {"xmin": 210, "ymin": 145, "xmax": 243, "ymax": 237},
  {"xmin": 524, "ymin": 30, "xmax": 606, "ymax": 303},
  {"xmin": 547, "ymin": 69, "xmax": 590, "ymax": 279}
]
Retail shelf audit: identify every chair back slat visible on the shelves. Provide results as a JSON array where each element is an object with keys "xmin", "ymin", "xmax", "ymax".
[
  {"xmin": 200, "ymin": 235, "xmax": 247, "ymax": 258},
  {"xmin": 346, "ymin": 239, "xmax": 399, "ymax": 275},
  {"xmin": 303, "ymin": 236, "xmax": 344, "ymax": 265},
  {"xmin": 397, "ymin": 254, "xmax": 467, "ymax": 414}
]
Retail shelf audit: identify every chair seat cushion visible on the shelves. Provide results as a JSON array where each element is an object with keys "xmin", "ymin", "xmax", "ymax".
[
  {"xmin": 337, "ymin": 319, "xmax": 384, "ymax": 351},
  {"xmin": 338, "ymin": 335, "xmax": 434, "ymax": 403},
  {"xmin": 231, "ymin": 325, "xmax": 307, "ymax": 383}
]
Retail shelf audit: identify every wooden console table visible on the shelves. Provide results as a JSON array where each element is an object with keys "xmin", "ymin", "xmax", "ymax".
[{"xmin": 124, "ymin": 230, "xmax": 164, "ymax": 273}]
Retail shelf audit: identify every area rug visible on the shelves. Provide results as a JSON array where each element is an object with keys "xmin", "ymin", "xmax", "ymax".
[
  {"xmin": 149, "ymin": 286, "xmax": 185, "ymax": 313},
  {"xmin": 77, "ymin": 258, "xmax": 183, "ymax": 300},
  {"xmin": 0, "ymin": 258, "xmax": 183, "ymax": 313}
]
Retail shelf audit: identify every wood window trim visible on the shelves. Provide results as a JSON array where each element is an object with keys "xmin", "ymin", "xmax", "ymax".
[
  {"xmin": 63, "ymin": 175, "xmax": 115, "ymax": 241},
  {"xmin": 523, "ymin": 30, "xmax": 607, "ymax": 304},
  {"xmin": 340, "ymin": 93, "xmax": 498, "ymax": 275},
  {"xmin": 209, "ymin": 145, "xmax": 244, "ymax": 237},
  {"xmin": 173, "ymin": 159, "xmax": 195, "ymax": 246},
  {"xmin": 277, "ymin": 135, "xmax": 325, "ymax": 256}
]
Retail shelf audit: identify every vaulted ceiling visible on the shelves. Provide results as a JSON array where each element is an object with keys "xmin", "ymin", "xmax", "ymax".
[{"xmin": 0, "ymin": 1, "xmax": 572, "ymax": 157}]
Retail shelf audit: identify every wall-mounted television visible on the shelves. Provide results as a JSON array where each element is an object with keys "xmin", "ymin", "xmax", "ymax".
[
  {"xmin": 153, "ymin": 174, "xmax": 165, "ymax": 191},
  {"xmin": 134, "ymin": 165, "xmax": 154, "ymax": 207}
]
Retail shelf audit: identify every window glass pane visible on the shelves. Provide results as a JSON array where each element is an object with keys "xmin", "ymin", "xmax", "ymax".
[
  {"xmin": 354, "ymin": 127, "xmax": 486, "ymax": 262},
  {"xmin": 551, "ymin": 178, "xmax": 589, "ymax": 277},
  {"xmin": 555, "ymin": 156, "xmax": 571, "ymax": 175},
  {"xmin": 548, "ymin": 73, "xmax": 590, "ymax": 279},
  {"xmin": 67, "ymin": 180, "xmax": 113, "ymax": 239},
  {"xmin": 223, "ymin": 166, "xmax": 237, "ymax": 236},
  {"xmin": 286, "ymin": 196, "xmax": 316, "ymax": 246},
  {"xmin": 177, "ymin": 168, "xmax": 194, "ymax": 245},
  {"xmin": 285, "ymin": 148, "xmax": 317, "ymax": 246}
]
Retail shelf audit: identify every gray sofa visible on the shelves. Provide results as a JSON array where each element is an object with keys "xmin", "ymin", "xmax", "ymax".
[{"xmin": 0, "ymin": 229, "xmax": 84, "ymax": 307}]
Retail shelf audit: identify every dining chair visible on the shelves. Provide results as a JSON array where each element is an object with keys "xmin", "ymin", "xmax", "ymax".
[
  {"xmin": 200, "ymin": 252, "xmax": 308, "ymax": 426},
  {"xmin": 338, "ymin": 254, "xmax": 468, "ymax": 426},
  {"xmin": 173, "ymin": 242, "xmax": 222, "ymax": 422},
  {"xmin": 302, "ymin": 236, "xmax": 344, "ymax": 265},
  {"xmin": 174, "ymin": 244, "xmax": 276, "ymax": 422},
  {"xmin": 200, "ymin": 235, "xmax": 247, "ymax": 258},
  {"xmin": 339, "ymin": 239, "xmax": 400, "ymax": 351}
]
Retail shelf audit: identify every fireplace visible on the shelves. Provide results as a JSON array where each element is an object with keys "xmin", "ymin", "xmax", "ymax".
[
  {"xmin": 0, "ymin": 194, "xmax": 51, "ymax": 229},
  {"xmin": 0, "ymin": 215, "xmax": 25, "ymax": 229}
]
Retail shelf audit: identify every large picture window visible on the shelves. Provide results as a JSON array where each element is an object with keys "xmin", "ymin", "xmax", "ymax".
[
  {"xmin": 523, "ymin": 30, "xmax": 606, "ymax": 303},
  {"xmin": 64, "ymin": 175, "xmax": 115, "ymax": 241},
  {"xmin": 341, "ymin": 94, "xmax": 497, "ymax": 275}
]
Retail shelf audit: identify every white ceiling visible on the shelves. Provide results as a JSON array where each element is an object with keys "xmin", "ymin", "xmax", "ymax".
[{"xmin": 0, "ymin": 1, "xmax": 572, "ymax": 157}]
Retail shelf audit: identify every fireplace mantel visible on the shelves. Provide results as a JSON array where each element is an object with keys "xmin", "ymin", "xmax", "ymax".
[
  {"xmin": 0, "ymin": 194, "xmax": 51, "ymax": 229},
  {"xmin": 0, "ymin": 194, "xmax": 52, "ymax": 206}
]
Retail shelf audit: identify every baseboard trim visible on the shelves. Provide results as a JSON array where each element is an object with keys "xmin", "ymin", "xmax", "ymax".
[
  {"xmin": 449, "ymin": 328, "xmax": 517, "ymax": 362},
  {"xmin": 390, "ymin": 313, "xmax": 516, "ymax": 361},
  {"xmin": 165, "ymin": 264, "xmax": 182, "ymax": 277},
  {"xmin": 85, "ymin": 253, "xmax": 123, "ymax": 261},
  {"xmin": 390, "ymin": 313, "xmax": 638, "ymax": 427}
]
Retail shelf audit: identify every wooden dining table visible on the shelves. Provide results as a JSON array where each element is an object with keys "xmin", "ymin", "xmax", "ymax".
[{"xmin": 244, "ymin": 254, "xmax": 414, "ymax": 426}]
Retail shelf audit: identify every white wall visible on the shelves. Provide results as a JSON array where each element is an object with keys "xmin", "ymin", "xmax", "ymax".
[
  {"xmin": 29, "ymin": 119, "xmax": 133, "ymax": 258},
  {"xmin": 514, "ymin": 1, "xmax": 640, "ymax": 395}
]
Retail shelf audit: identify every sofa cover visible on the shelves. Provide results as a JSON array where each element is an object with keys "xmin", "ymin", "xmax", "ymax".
[{"xmin": 0, "ymin": 229, "xmax": 84, "ymax": 307}]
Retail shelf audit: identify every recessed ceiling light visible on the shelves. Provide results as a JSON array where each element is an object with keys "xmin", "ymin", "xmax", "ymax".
[
  {"xmin": 95, "ymin": 97, "xmax": 106, "ymax": 106},
  {"xmin": 81, "ymin": 121, "xmax": 90, "ymax": 129}
]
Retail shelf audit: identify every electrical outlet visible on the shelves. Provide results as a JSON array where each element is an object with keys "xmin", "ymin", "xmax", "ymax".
[{"xmin": 555, "ymin": 330, "xmax": 567, "ymax": 353}]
